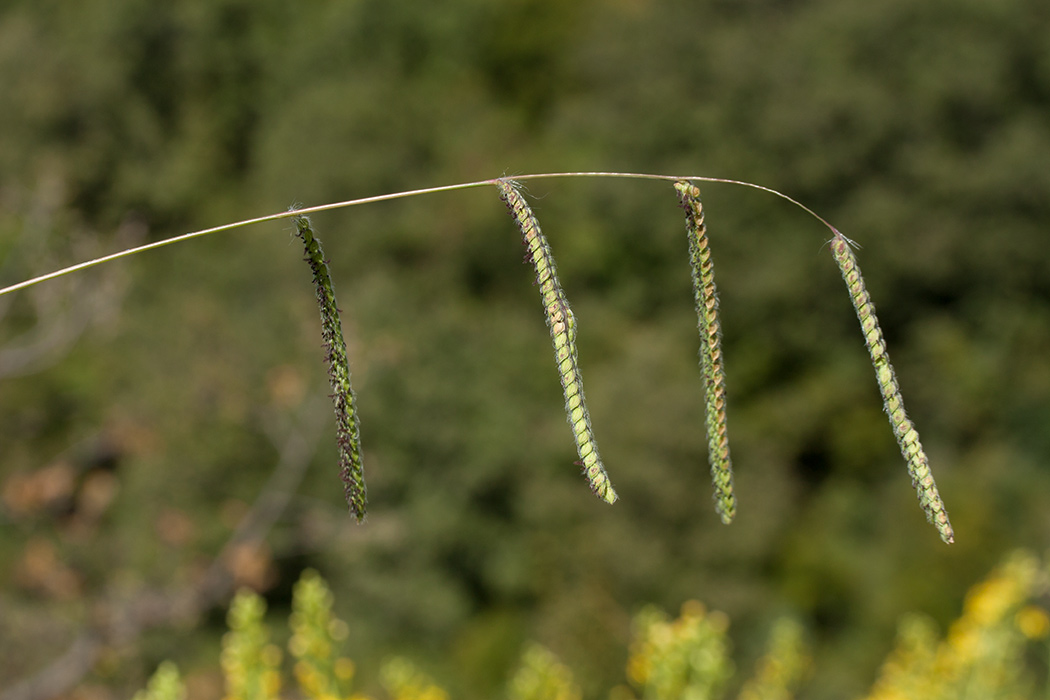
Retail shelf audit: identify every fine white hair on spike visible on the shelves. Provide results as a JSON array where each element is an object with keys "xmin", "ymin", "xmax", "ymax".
[
  {"xmin": 674, "ymin": 181, "xmax": 736, "ymax": 524},
  {"xmin": 495, "ymin": 179, "xmax": 617, "ymax": 504},
  {"xmin": 830, "ymin": 232, "xmax": 953, "ymax": 544}
]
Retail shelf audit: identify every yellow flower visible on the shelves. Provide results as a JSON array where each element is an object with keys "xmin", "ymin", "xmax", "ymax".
[
  {"xmin": 1016, "ymin": 606, "xmax": 1050, "ymax": 640},
  {"xmin": 335, "ymin": 658, "xmax": 356, "ymax": 681}
]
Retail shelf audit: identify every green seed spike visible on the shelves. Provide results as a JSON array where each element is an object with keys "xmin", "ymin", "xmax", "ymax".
[
  {"xmin": 674, "ymin": 181, "xmax": 736, "ymax": 524},
  {"xmin": 830, "ymin": 232, "xmax": 954, "ymax": 544},
  {"xmin": 294, "ymin": 214, "xmax": 367, "ymax": 521},
  {"xmin": 495, "ymin": 179, "xmax": 618, "ymax": 504}
]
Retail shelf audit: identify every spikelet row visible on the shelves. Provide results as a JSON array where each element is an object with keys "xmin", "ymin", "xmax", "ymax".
[
  {"xmin": 495, "ymin": 179, "xmax": 618, "ymax": 504},
  {"xmin": 674, "ymin": 181, "xmax": 736, "ymax": 524},
  {"xmin": 290, "ymin": 181, "xmax": 951, "ymax": 544},
  {"xmin": 294, "ymin": 215, "xmax": 367, "ymax": 521},
  {"xmin": 830, "ymin": 232, "xmax": 953, "ymax": 544}
]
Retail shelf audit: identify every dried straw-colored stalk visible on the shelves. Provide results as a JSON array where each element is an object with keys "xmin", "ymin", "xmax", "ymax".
[
  {"xmin": 674, "ymin": 181, "xmax": 736, "ymax": 524},
  {"xmin": 830, "ymin": 232, "xmax": 953, "ymax": 543},
  {"xmin": 495, "ymin": 179, "xmax": 617, "ymax": 504},
  {"xmin": 294, "ymin": 214, "xmax": 367, "ymax": 520}
]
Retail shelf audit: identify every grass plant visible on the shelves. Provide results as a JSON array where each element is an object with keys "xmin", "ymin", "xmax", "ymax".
[{"xmin": 0, "ymin": 171, "xmax": 952, "ymax": 541}]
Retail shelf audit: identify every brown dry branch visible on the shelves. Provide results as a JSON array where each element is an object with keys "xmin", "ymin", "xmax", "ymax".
[
  {"xmin": 0, "ymin": 398, "xmax": 327, "ymax": 700},
  {"xmin": 0, "ymin": 206, "xmax": 140, "ymax": 379}
]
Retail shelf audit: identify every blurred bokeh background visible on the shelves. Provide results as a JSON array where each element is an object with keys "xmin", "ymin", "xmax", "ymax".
[{"xmin": 1, "ymin": 0, "xmax": 1049, "ymax": 698}]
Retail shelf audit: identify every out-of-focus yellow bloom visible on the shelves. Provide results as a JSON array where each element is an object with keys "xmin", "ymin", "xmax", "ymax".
[
  {"xmin": 508, "ymin": 644, "xmax": 580, "ymax": 700},
  {"xmin": 221, "ymin": 590, "xmax": 282, "ymax": 700},
  {"xmin": 625, "ymin": 601, "xmax": 733, "ymax": 700},
  {"xmin": 335, "ymin": 657, "xmax": 356, "ymax": 681},
  {"xmin": 737, "ymin": 618, "xmax": 810, "ymax": 700},
  {"xmin": 330, "ymin": 618, "xmax": 350, "ymax": 641},
  {"xmin": 1016, "ymin": 606, "xmax": 1050, "ymax": 640},
  {"xmin": 862, "ymin": 550, "xmax": 1046, "ymax": 700},
  {"xmin": 132, "ymin": 661, "xmax": 186, "ymax": 700},
  {"xmin": 380, "ymin": 656, "xmax": 449, "ymax": 700},
  {"xmin": 290, "ymin": 569, "xmax": 355, "ymax": 699},
  {"xmin": 139, "ymin": 554, "xmax": 1050, "ymax": 700},
  {"xmin": 680, "ymin": 600, "xmax": 706, "ymax": 620}
]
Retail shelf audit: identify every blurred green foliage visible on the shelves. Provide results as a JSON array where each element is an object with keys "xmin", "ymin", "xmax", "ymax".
[{"xmin": 1, "ymin": 0, "xmax": 1049, "ymax": 698}]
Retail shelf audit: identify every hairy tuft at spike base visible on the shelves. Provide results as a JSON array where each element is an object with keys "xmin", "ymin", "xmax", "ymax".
[
  {"xmin": 830, "ymin": 232, "xmax": 953, "ymax": 544},
  {"xmin": 495, "ymin": 179, "xmax": 617, "ymax": 504},
  {"xmin": 294, "ymin": 214, "xmax": 367, "ymax": 521}
]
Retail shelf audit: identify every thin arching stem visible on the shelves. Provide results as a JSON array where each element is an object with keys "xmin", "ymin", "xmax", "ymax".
[
  {"xmin": 0, "ymin": 172, "xmax": 839, "ymax": 297},
  {"xmin": 513, "ymin": 172, "xmax": 839, "ymax": 234}
]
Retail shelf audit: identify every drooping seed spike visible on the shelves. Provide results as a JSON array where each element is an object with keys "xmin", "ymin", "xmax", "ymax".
[
  {"xmin": 294, "ymin": 213, "xmax": 367, "ymax": 521},
  {"xmin": 674, "ymin": 181, "xmax": 736, "ymax": 524},
  {"xmin": 830, "ymin": 232, "xmax": 953, "ymax": 544},
  {"xmin": 495, "ymin": 179, "xmax": 618, "ymax": 504}
]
